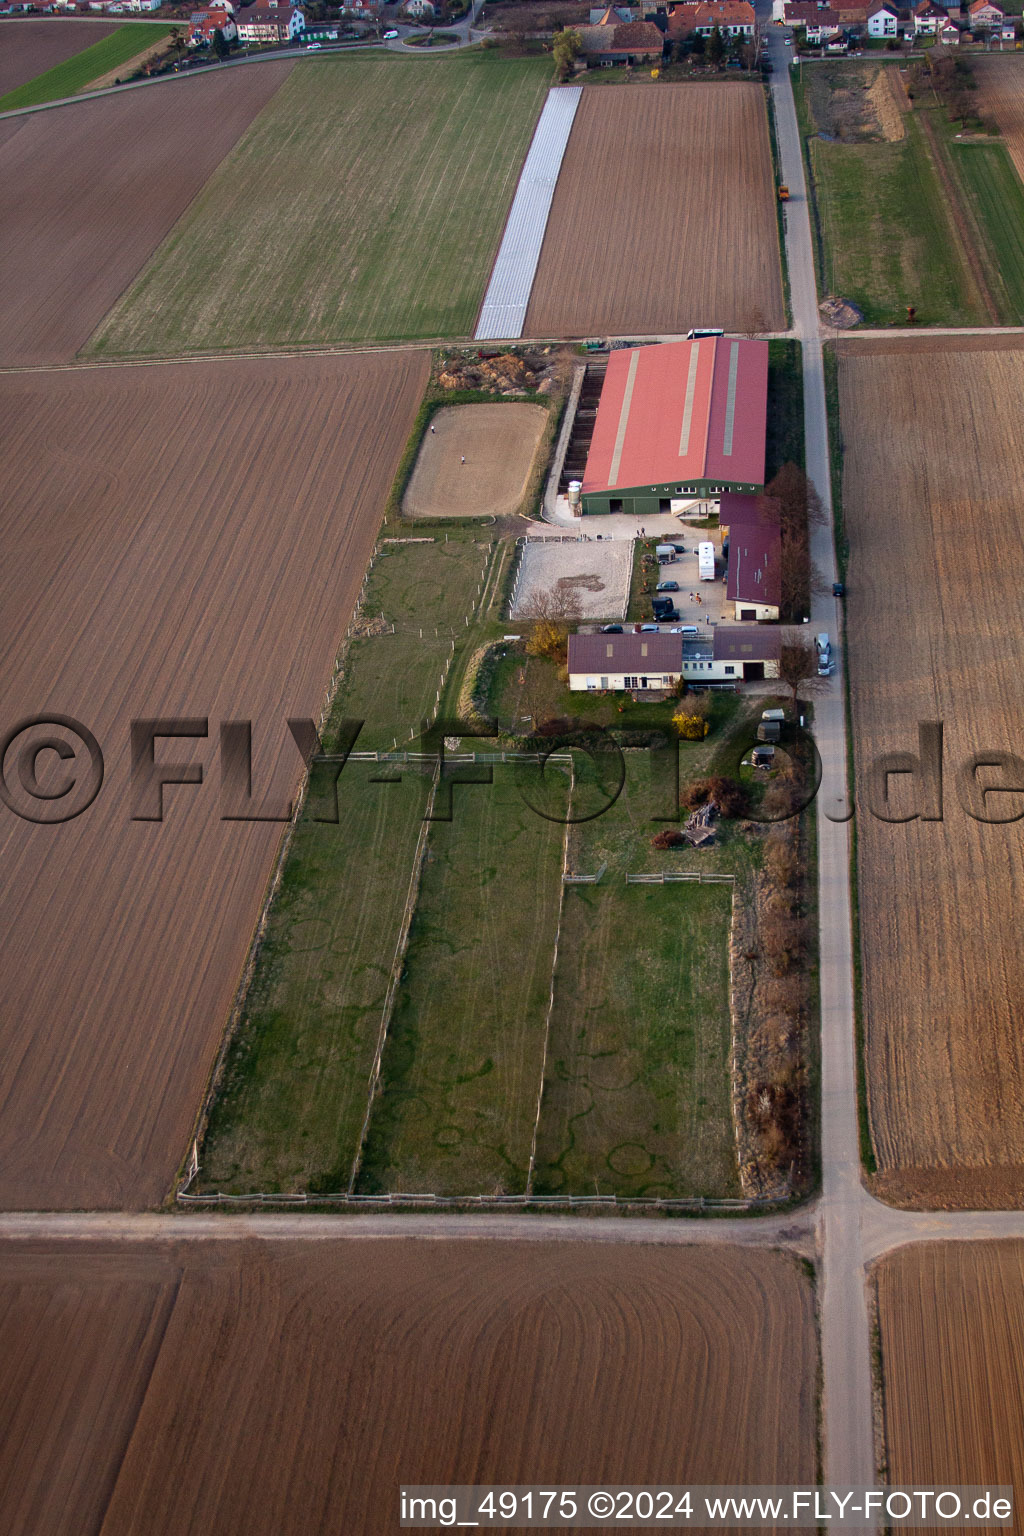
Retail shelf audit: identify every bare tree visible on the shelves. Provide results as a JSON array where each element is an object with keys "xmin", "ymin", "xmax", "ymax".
[
  {"xmin": 521, "ymin": 585, "xmax": 582, "ymax": 663},
  {"xmin": 778, "ymin": 638, "xmax": 819, "ymax": 706}
]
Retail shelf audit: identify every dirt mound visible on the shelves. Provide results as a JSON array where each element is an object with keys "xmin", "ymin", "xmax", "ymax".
[
  {"xmin": 820, "ymin": 294, "xmax": 863, "ymax": 329},
  {"xmin": 867, "ymin": 65, "xmax": 908, "ymax": 143}
]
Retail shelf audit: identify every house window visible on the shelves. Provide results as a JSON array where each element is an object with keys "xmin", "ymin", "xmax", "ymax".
[
  {"xmin": 625, "ymin": 675, "xmax": 639, "ymax": 688},
  {"xmin": 725, "ymin": 665, "xmax": 735, "ymax": 675}
]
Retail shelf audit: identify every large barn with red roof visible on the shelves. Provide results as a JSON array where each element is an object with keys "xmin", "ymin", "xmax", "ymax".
[{"xmin": 580, "ymin": 337, "xmax": 768, "ymax": 517}]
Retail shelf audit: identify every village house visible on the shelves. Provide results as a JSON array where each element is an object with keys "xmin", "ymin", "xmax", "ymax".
[
  {"xmin": 666, "ymin": 0, "xmax": 756, "ymax": 39},
  {"xmin": 235, "ymin": 0, "xmax": 305, "ymax": 41},
  {"xmin": 783, "ymin": 2, "xmax": 842, "ymax": 41},
  {"xmin": 866, "ymin": 2, "xmax": 898, "ymax": 32},
  {"xmin": 403, "ymin": 0, "xmax": 436, "ymax": 16},
  {"xmin": 578, "ymin": 11, "xmax": 666, "ymax": 63},
  {"xmin": 912, "ymin": 0, "xmax": 947, "ymax": 32},
  {"xmin": 188, "ymin": 3, "xmax": 237, "ymax": 43},
  {"xmin": 968, "ymin": 0, "xmax": 1003, "ymax": 28}
]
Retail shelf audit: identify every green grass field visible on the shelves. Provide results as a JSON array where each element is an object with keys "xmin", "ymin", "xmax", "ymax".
[
  {"xmin": 199, "ymin": 529, "xmax": 500, "ymax": 1193},
  {"xmin": 0, "ymin": 23, "xmax": 171, "ymax": 111},
  {"xmin": 357, "ymin": 766, "xmax": 566, "ymax": 1195},
  {"xmin": 334, "ymin": 532, "xmax": 495, "ymax": 752},
  {"xmin": 948, "ymin": 139, "xmax": 1024, "ymax": 322},
  {"xmin": 532, "ymin": 758, "xmax": 743, "ymax": 1199},
  {"xmin": 795, "ymin": 71, "xmax": 984, "ymax": 325},
  {"xmin": 200, "ymin": 764, "xmax": 431, "ymax": 1194},
  {"xmin": 87, "ymin": 51, "xmax": 552, "ymax": 355}
]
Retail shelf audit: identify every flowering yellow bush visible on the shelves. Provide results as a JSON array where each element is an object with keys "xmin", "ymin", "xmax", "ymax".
[{"xmin": 673, "ymin": 711, "xmax": 710, "ymax": 741}]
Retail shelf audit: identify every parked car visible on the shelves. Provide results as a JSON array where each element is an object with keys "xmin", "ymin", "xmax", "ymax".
[
  {"xmin": 640, "ymin": 623, "xmax": 660, "ymax": 632},
  {"xmin": 600, "ymin": 624, "xmax": 623, "ymax": 634},
  {"xmin": 816, "ymin": 632, "xmax": 833, "ymax": 675},
  {"xmin": 656, "ymin": 580, "xmax": 680, "ymax": 592},
  {"xmin": 832, "ymin": 581, "xmax": 846, "ymax": 598},
  {"xmin": 306, "ymin": 40, "xmax": 322, "ymax": 48}
]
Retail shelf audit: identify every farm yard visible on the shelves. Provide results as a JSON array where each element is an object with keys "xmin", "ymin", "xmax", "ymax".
[
  {"xmin": 510, "ymin": 538, "xmax": 633, "ymax": 621},
  {"xmin": 0, "ymin": 61, "xmax": 293, "ymax": 366},
  {"xmin": 403, "ymin": 402, "xmax": 548, "ymax": 519},
  {"xmin": 839, "ymin": 337, "xmax": 1024, "ymax": 1206},
  {"xmin": 0, "ymin": 21, "xmax": 172, "ymax": 111},
  {"xmin": 875, "ymin": 1243, "xmax": 1024, "ymax": 1494},
  {"xmin": 0, "ymin": 18, "xmax": 117, "ymax": 100},
  {"xmin": 0, "ymin": 348, "xmax": 428, "ymax": 1209},
  {"xmin": 522, "ymin": 85, "xmax": 785, "ymax": 338},
  {"xmin": 89, "ymin": 52, "xmax": 552, "ymax": 356},
  {"xmin": 0, "ymin": 1240, "xmax": 818, "ymax": 1534},
  {"xmin": 196, "ymin": 515, "xmax": 787, "ymax": 1201}
]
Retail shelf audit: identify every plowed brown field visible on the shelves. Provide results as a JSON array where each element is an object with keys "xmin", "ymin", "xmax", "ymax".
[
  {"xmin": 0, "ymin": 63, "xmax": 291, "ymax": 366},
  {"xmin": 0, "ymin": 1240, "xmax": 816, "ymax": 1534},
  {"xmin": 522, "ymin": 84, "xmax": 784, "ymax": 338},
  {"xmin": 972, "ymin": 56, "xmax": 1024, "ymax": 183},
  {"xmin": 875, "ymin": 1242, "xmax": 1024, "ymax": 1499},
  {"xmin": 0, "ymin": 1244, "xmax": 180, "ymax": 1536},
  {"xmin": 840, "ymin": 337, "xmax": 1024, "ymax": 1206},
  {"xmin": 0, "ymin": 349, "xmax": 428, "ymax": 1209},
  {"xmin": 0, "ymin": 18, "xmax": 117, "ymax": 97}
]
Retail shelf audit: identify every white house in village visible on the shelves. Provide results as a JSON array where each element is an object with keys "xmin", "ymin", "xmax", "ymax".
[
  {"xmin": 968, "ymin": 0, "xmax": 1003, "ymax": 27},
  {"xmin": 912, "ymin": 0, "xmax": 947, "ymax": 33},
  {"xmin": 866, "ymin": 3, "xmax": 898, "ymax": 32}
]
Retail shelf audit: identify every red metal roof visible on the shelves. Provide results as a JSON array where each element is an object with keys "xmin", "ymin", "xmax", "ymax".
[{"xmin": 582, "ymin": 338, "xmax": 768, "ymax": 497}]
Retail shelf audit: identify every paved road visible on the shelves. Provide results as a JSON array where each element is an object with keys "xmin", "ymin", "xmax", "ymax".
[
  {"xmin": 0, "ymin": 1208, "xmax": 818, "ymax": 1250},
  {"xmin": 766, "ymin": 22, "xmax": 877, "ymax": 1513}
]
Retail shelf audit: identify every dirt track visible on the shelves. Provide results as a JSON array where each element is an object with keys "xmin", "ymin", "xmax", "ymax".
[
  {"xmin": 875, "ymin": 1242, "xmax": 1024, "ymax": 1498},
  {"xmin": 0, "ymin": 62, "xmax": 291, "ymax": 365},
  {"xmin": 0, "ymin": 1240, "xmax": 816, "ymax": 1533},
  {"xmin": 972, "ymin": 56, "xmax": 1024, "ymax": 184},
  {"xmin": 0, "ymin": 18, "xmax": 118, "ymax": 98},
  {"xmin": 0, "ymin": 349, "xmax": 428, "ymax": 1210},
  {"xmin": 523, "ymin": 84, "xmax": 784, "ymax": 337},
  {"xmin": 839, "ymin": 338, "xmax": 1024, "ymax": 1207},
  {"xmin": 403, "ymin": 402, "xmax": 547, "ymax": 518}
]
